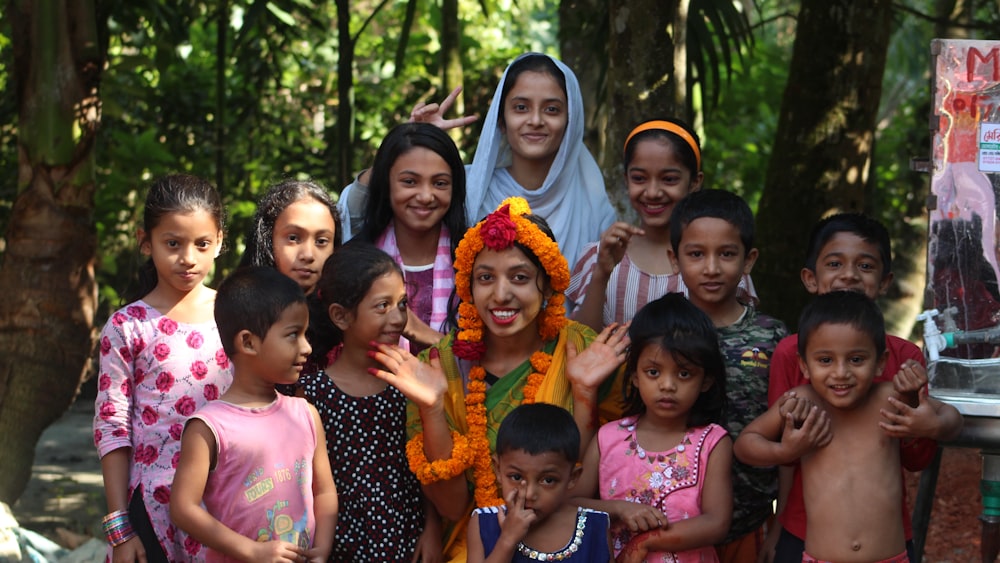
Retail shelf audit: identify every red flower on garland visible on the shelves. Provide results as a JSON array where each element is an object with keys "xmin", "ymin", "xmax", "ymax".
[
  {"xmin": 453, "ymin": 338, "xmax": 487, "ymax": 361},
  {"xmin": 480, "ymin": 204, "xmax": 517, "ymax": 250}
]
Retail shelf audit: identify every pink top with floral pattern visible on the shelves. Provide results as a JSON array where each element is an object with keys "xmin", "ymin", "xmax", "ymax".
[{"xmin": 93, "ymin": 301, "xmax": 233, "ymax": 561}]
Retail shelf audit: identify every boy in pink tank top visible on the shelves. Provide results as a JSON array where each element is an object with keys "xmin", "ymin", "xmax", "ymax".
[{"xmin": 171, "ymin": 267, "xmax": 339, "ymax": 562}]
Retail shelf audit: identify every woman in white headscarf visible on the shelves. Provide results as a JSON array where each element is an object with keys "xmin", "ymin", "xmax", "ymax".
[{"xmin": 339, "ymin": 53, "xmax": 616, "ymax": 266}]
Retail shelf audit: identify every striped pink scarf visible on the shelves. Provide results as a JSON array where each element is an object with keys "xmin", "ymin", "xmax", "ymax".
[{"xmin": 375, "ymin": 221, "xmax": 455, "ymax": 333}]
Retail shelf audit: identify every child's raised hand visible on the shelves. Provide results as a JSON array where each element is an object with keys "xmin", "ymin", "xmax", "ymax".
[
  {"xmin": 367, "ymin": 343, "xmax": 448, "ymax": 410},
  {"xmin": 566, "ymin": 323, "xmax": 630, "ymax": 393},
  {"xmin": 780, "ymin": 404, "xmax": 832, "ymax": 454},
  {"xmin": 248, "ymin": 540, "xmax": 306, "ymax": 563},
  {"xmin": 498, "ymin": 485, "xmax": 536, "ymax": 544},
  {"xmin": 409, "ymin": 86, "xmax": 479, "ymax": 131},
  {"xmin": 596, "ymin": 223, "xmax": 644, "ymax": 275},
  {"xmin": 613, "ymin": 501, "xmax": 668, "ymax": 533}
]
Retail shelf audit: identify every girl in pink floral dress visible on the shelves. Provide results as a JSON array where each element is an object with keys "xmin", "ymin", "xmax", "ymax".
[
  {"xmin": 575, "ymin": 294, "xmax": 733, "ymax": 563},
  {"xmin": 94, "ymin": 174, "xmax": 233, "ymax": 563}
]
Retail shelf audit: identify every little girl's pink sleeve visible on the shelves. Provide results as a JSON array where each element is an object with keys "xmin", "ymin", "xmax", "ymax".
[{"xmin": 93, "ymin": 309, "xmax": 138, "ymax": 457}]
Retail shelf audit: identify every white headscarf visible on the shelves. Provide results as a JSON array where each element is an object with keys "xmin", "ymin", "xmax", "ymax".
[{"xmin": 464, "ymin": 53, "xmax": 617, "ymax": 266}]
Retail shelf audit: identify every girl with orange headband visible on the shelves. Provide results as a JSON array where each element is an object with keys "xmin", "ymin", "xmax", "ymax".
[
  {"xmin": 567, "ymin": 117, "xmax": 758, "ymax": 331},
  {"xmin": 368, "ymin": 197, "xmax": 628, "ymax": 561}
]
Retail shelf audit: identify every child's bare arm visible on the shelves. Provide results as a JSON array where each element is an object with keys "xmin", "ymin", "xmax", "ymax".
[
  {"xmin": 171, "ymin": 420, "xmax": 305, "ymax": 563},
  {"xmin": 306, "ymin": 406, "xmax": 338, "ymax": 563},
  {"xmin": 571, "ymin": 223, "xmax": 644, "ymax": 331},
  {"xmin": 618, "ymin": 437, "xmax": 733, "ymax": 556},
  {"xmin": 734, "ymin": 393, "xmax": 831, "ymax": 467}
]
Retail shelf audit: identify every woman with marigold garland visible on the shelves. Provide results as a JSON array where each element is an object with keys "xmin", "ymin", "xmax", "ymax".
[{"xmin": 369, "ymin": 197, "xmax": 628, "ymax": 561}]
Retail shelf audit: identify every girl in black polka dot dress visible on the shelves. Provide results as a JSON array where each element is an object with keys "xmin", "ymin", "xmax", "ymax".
[{"xmin": 300, "ymin": 243, "xmax": 442, "ymax": 561}]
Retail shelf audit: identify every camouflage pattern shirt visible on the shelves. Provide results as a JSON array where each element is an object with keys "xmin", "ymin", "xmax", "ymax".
[{"xmin": 718, "ymin": 306, "xmax": 788, "ymax": 541}]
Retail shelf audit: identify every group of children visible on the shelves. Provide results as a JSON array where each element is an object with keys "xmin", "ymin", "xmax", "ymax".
[{"xmin": 92, "ymin": 49, "xmax": 963, "ymax": 563}]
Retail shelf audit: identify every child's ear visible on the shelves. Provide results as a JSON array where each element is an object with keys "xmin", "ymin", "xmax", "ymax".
[
  {"xmin": 742, "ymin": 248, "xmax": 759, "ymax": 275},
  {"xmin": 877, "ymin": 271, "xmax": 894, "ymax": 297},
  {"xmin": 876, "ymin": 349, "xmax": 888, "ymax": 375},
  {"xmin": 667, "ymin": 247, "xmax": 680, "ymax": 271},
  {"xmin": 700, "ymin": 376, "xmax": 714, "ymax": 393},
  {"xmin": 328, "ymin": 303, "xmax": 351, "ymax": 331},
  {"xmin": 235, "ymin": 329, "xmax": 259, "ymax": 356},
  {"xmin": 690, "ymin": 172, "xmax": 705, "ymax": 192},
  {"xmin": 492, "ymin": 453, "xmax": 501, "ymax": 481},
  {"xmin": 800, "ymin": 268, "xmax": 819, "ymax": 294},
  {"xmin": 214, "ymin": 231, "xmax": 224, "ymax": 258},
  {"xmin": 137, "ymin": 229, "xmax": 151, "ymax": 256},
  {"xmin": 797, "ymin": 354, "xmax": 810, "ymax": 380},
  {"xmin": 567, "ymin": 463, "xmax": 584, "ymax": 490}
]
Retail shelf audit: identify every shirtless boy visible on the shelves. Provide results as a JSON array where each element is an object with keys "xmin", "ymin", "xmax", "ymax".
[{"xmin": 734, "ymin": 291, "xmax": 922, "ymax": 563}]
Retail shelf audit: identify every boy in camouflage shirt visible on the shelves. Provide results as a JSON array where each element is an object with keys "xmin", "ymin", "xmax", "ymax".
[{"xmin": 668, "ymin": 190, "xmax": 787, "ymax": 563}]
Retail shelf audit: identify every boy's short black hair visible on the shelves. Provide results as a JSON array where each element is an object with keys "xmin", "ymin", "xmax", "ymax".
[
  {"xmin": 797, "ymin": 291, "xmax": 886, "ymax": 358},
  {"xmin": 669, "ymin": 189, "xmax": 754, "ymax": 255},
  {"xmin": 803, "ymin": 213, "xmax": 892, "ymax": 276},
  {"xmin": 215, "ymin": 266, "xmax": 307, "ymax": 357},
  {"xmin": 495, "ymin": 404, "xmax": 579, "ymax": 464}
]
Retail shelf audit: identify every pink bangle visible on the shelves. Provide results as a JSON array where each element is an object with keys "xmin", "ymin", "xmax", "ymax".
[{"xmin": 102, "ymin": 510, "xmax": 135, "ymax": 547}]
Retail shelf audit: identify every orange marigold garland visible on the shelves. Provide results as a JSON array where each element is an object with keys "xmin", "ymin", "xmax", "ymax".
[
  {"xmin": 414, "ymin": 198, "xmax": 571, "ymax": 507},
  {"xmin": 406, "ymin": 431, "xmax": 475, "ymax": 484}
]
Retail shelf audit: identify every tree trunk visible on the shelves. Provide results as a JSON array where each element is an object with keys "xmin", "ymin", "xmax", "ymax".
[
  {"xmin": 559, "ymin": 0, "xmax": 609, "ymax": 166},
  {"xmin": 0, "ymin": 0, "xmax": 102, "ymax": 503},
  {"xmin": 336, "ymin": 0, "xmax": 354, "ymax": 187},
  {"xmin": 440, "ymin": 0, "xmax": 465, "ymax": 147},
  {"xmin": 603, "ymin": 0, "xmax": 679, "ymax": 218},
  {"xmin": 754, "ymin": 0, "xmax": 893, "ymax": 329}
]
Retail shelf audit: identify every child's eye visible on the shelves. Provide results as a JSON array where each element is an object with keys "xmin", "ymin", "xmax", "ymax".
[
  {"xmin": 544, "ymin": 104, "xmax": 562, "ymax": 114},
  {"xmin": 644, "ymin": 368, "xmax": 660, "ymax": 378},
  {"xmin": 628, "ymin": 174, "xmax": 647, "ymax": 185},
  {"xmin": 398, "ymin": 298, "xmax": 408, "ymax": 311},
  {"xmin": 662, "ymin": 174, "xmax": 682, "ymax": 185},
  {"xmin": 507, "ymin": 472, "xmax": 522, "ymax": 482},
  {"xmin": 816, "ymin": 357, "xmax": 833, "ymax": 365},
  {"xmin": 858, "ymin": 262, "xmax": 875, "ymax": 272},
  {"xmin": 824, "ymin": 260, "xmax": 841, "ymax": 269},
  {"xmin": 434, "ymin": 179, "xmax": 451, "ymax": 189},
  {"xmin": 849, "ymin": 355, "xmax": 867, "ymax": 364},
  {"xmin": 541, "ymin": 476, "xmax": 558, "ymax": 485},
  {"xmin": 196, "ymin": 240, "xmax": 213, "ymax": 249},
  {"xmin": 678, "ymin": 370, "xmax": 693, "ymax": 379},
  {"xmin": 513, "ymin": 103, "xmax": 528, "ymax": 112},
  {"xmin": 375, "ymin": 301, "xmax": 389, "ymax": 312},
  {"xmin": 315, "ymin": 238, "xmax": 330, "ymax": 247},
  {"xmin": 687, "ymin": 251, "xmax": 703, "ymax": 258},
  {"xmin": 721, "ymin": 250, "xmax": 738, "ymax": 258},
  {"xmin": 287, "ymin": 234, "xmax": 300, "ymax": 243}
]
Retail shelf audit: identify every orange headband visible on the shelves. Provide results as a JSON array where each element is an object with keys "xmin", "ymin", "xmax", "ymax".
[{"xmin": 624, "ymin": 120, "xmax": 702, "ymax": 171}]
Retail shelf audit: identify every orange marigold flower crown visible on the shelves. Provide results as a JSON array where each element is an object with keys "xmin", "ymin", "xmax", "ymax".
[{"xmin": 453, "ymin": 197, "xmax": 570, "ymax": 361}]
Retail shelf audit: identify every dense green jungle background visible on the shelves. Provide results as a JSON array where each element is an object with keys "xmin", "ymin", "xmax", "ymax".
[{"xmin": 1, "ymin": 0, "xmax": 999, "ymax": 503}]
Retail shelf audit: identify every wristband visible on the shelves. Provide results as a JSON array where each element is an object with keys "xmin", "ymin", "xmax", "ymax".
[{"xmin": 102, "ymin": 509, "xmax": 136, "ymax": 547}]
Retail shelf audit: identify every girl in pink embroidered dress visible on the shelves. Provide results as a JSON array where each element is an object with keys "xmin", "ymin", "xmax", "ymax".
[
  {"xmin": 354, "ymin": 123, "xmax": 468, "ymax": 353},
  {"xmin": 94, "ymin": 175, "xmax": 233, "ymax": 563},
  {"xmin": 575, "ymin": 293, "xmax": 732, "ymax": 563}
]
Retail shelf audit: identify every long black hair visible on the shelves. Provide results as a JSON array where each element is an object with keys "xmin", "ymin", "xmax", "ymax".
[{"xmin": 357, "ymin": 122, "xmax": 468, "ymax": 256}]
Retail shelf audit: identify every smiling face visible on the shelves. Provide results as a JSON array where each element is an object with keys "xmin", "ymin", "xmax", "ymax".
[
  {"xmin": 388, "ymin": 146, "xmax": 453, "ymax": 238},
  {"xmin": 669, "ymin": 217, "xmax": 757, "ymax": 315},
  {"xmin": 272, "ymin": 197, "xmax": 337, "ymax": 295},
  {"xmin": 494, "ymin": 448, "xmax": 580, "ymax": 525},
  {"xmin": 500, "ymin": 70, "xmax": 568, "ymax": 170},
  {"xmin": 632, "ymin": 343, "xmax": 711, "ymax": 425},
  {"xmin": 255, "ymin": 301, "xmax": 312, "ymax": 385},
  {"xmin": 802, "ymin": 232, "xmax": 891, "ymax": 299},
  {"xmin": 140, "ymin": 209, "xmax": 223, "ymax": 298},
  {"xmin": 626, "ymin": 138, "xmax": 702, "ymax": 230},
  {"xmin": 799, "ymin": 322, "xmax": 886, "ymax": 410},
  {"xmin": 471, "ymin": 246, "xmax": 551, "ymax": 343},
  {"xmin": 333, "ymin": 271, "xmax": 408, "ymax": 348}
]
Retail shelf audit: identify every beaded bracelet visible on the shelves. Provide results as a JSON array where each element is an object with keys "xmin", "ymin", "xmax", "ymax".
[{"xmin": 102, "ymin": 510, "xmax": 136, "ymax": 547}]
